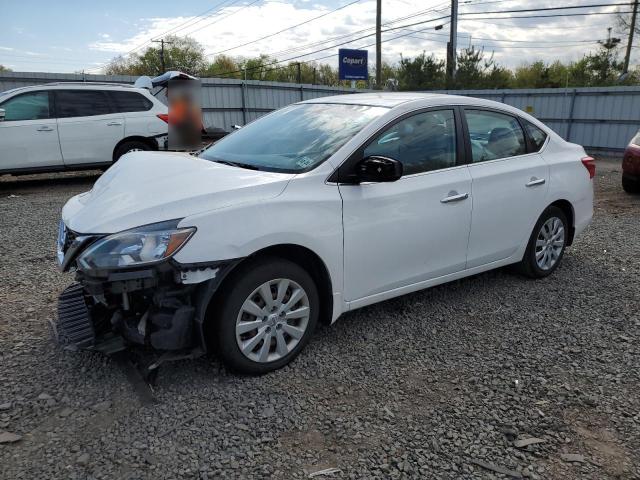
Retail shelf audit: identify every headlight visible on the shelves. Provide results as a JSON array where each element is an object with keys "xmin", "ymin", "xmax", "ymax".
[{"xmin": 77, "ymin": 220, "xmax": 195, "ymax": 270}]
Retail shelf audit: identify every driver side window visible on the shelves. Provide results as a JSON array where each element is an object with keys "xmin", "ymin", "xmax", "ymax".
[
  {"xmin": 1, "ymin": 91, "xmax": 51, "ymax": 121},
  {"xmin": 364, "ymin": 109, "xmax": 457, "ymax": 175}
]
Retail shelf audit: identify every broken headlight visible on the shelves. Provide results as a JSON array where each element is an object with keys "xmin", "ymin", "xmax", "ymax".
[{"xmin": 77, "ymin": 220, "xmax": 195, "ymax": 270}]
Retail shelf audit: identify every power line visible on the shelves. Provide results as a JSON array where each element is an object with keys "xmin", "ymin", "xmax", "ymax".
[
  {"xmin": 459, "ymin": 2, "xmax": 635, "ymax": 15},
  {"xmin": 86, "ymin": 0, "xmax": 255, "ymax": 73},
  {"xmin": 460, "ymin": 11, "xmax": 634, "ymax": 20},
  {"xmin": 218, "ymin": 3, "xmax": 450, "ymax": 61},
  {"xmin": 179, "ymin": 0, "xmax": 262, "ymax": 36},
  {"xmin": 207, "ymin": 0, "xmax": 362, "ymax": 57}
]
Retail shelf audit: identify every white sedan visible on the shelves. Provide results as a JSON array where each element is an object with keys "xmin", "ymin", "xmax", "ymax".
[{"xmin": 56, "ymin": 92, "xmax": 594, "ymax": 375}]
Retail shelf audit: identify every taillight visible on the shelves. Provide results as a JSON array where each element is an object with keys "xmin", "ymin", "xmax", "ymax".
[
  {"xmin": 581, "ymin": 156, "xmax": 595, "ymax": 179},
  {"xmin": 156, "ymin": 113, "xmax": 169, "ymax": 123}
]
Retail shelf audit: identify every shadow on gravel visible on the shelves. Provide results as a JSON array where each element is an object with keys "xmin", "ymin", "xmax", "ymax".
[{"xmin": 0, "ymin": 171, "xmax": 100, "ymax": 192}]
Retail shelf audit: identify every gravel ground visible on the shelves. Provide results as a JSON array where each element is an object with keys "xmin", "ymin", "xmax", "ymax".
[{"xmin": 0, "ymin": 160, "xmax": 638, "ymax": 479}]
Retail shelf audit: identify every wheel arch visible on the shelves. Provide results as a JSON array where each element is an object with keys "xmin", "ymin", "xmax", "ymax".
[
  {"xmin": 206, "ymin": 243, "xmax": 334, "ymax": 329},
  {"xmin": 112, "ymin": 136, "xmax": 159, "ymax": 161},
  {"xmin": 548, "ymin": 199, "xmax": 575, "ymax": 245}
]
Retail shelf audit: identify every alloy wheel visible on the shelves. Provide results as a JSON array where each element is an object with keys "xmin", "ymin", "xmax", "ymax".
[
  {"xmin": 535, "ymin": 216, "xmax": 565, "ymax": 270},
  {"xmin": 235, "ymin": 278, "xmax": 310, "ymax": 363}
]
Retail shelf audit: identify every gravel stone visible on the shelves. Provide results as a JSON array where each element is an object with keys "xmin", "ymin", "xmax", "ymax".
[{"xmin": 1, "ymin": 161, "xmax": 639, "ymax": 479}]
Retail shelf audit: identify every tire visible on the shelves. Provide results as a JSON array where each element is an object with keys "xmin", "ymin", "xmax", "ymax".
[
  {"xmin": 213, "ymin": 257, "xmax": 319, "ymax": 374},
  {"xmin": 622, "ymin": 175, "xmax": 640, "ymax": 194},
  {"xmin": 114, "ymin": 140, "xmax": 150, "ymax": 162},
  {"xmin": 517, "ymin": 206, "xmax": 569, "ymax": 279}
]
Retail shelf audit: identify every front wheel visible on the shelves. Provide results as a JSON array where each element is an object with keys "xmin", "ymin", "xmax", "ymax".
[
  {"xmin": 213, "ymin": 258, "xmax": 319, "ymax": 374},
  {"xmin": 622, "ymin": 174, "xmax": 640, "ymax": 194},
  {"xmin": 517, "ymin": 206, "xmax": 568, "ymax": 278}
]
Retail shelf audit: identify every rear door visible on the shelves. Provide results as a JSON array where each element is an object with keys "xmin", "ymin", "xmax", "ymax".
[
  {"xmin": 463, "ymin": 108, "xmax": 549, "ymax": 268},
  {"xmin": 55, "ymin": 89, "xmax": 124, "ymax": 165},
  {"xmin": 0, "ymin": 90, "xmax": 63, "ymax": 171}
]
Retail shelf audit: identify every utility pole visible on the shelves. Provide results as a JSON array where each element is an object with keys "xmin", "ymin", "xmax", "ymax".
[
  {"xmin": 296, "ymin": 62, "xmax": 302, "ymax": 84},
  {"xmin": 447, "ymin": 0, "xmax": 458, "ymax": 88},
  {"xmin": 623, "ymin": 0, "xmax": 639, "ymax": 73},
  {"xmin": 376, "ymin": 0, "xmax": 381, "ymax": 89},
  {"xmin": 152, "ymin": 39, "xmax": 173, "ymax": 74}
]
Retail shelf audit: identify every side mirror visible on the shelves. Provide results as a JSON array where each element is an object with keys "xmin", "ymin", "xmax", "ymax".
[
  {"xmin": 0, "ymin": 108, "xmax": 5, "ymax": 122},
  {"xmin": 356, "ymin": 155, "xmax": 403, "ymax": 183}
]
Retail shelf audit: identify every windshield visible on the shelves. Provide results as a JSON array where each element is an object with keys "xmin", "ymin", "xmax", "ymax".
[{"xmin": 199, "ymin": 103, "xmax": 388, "ymax": 173}]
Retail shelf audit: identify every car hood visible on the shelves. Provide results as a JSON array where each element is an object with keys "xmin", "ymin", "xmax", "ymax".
[{"xmin": 62, "ymin": 151, "xmax": 293, "ymax": 233}]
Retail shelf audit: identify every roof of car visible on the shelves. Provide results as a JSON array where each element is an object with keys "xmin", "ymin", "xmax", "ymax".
[
  {"xmin": 1, "ymin": 83, "xmax": 144, "ymax": 97},
  {"xmin": 302, "ymin": 92, "xmax": 496, "ymax": 108}
]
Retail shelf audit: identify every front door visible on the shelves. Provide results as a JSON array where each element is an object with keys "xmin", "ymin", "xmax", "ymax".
[
  {"xmin": 0, "ymin": 90, "xmax": 63, "ymax": 171},
  {"xmin": 339, "ymin": 108, "xmax": 472, "ymax": 302},
  {"xmin": 54, "ymin": 89, "xmax": 124, "ymax": 166}
]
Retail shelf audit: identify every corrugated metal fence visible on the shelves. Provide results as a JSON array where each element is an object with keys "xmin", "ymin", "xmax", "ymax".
[
  {"xmin": 2, "ymin": 72, "xmax": 639, "ymax": 152},
  {"xmin": 439, "ymin": 86, "xmax": 640, "ymax": 154}
]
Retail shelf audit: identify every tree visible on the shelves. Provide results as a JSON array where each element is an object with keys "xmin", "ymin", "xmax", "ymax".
[
  {"xmin": 202, "ymin": 55, "xmax": 241, "ymax": 79},
  {"xmin": 397, "ymin": 52, "xmax": 446, "ymax": 90},
  {"xmin": 105, "ymin": 35, "xmax": 206, "ymax": 76},
  {"xmin": 0, "ymin": 65, "xmax": 11, "ymax": 73}
]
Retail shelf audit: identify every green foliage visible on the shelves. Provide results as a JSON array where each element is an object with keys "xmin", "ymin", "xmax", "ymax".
[
  {"xmin": 101, "ymin": 35, "xmax": 640, "ymax": 89},
  {"xmin": 0, "ymin": 65, "xmax": 11, "ymax": 73},
  {"xmin": 105, "ymin": 35, "xmax": 206, "ymax": 76}
]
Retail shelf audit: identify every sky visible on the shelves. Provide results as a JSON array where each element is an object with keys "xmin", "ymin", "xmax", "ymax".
[{"xmin": 0, "ymin": 0, "xmax": 635, "ymax": 74}]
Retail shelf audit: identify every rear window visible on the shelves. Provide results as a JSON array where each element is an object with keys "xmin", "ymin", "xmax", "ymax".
[
  {"xmin": 631, "ymin": 130, "xmax": 640, "ymax": 147},
  {"xmin": 55, "ymin": 90, "xmax": 111, "ymax": 118},
  {"xmin": 109, "ymin": 91, "xmax": 153, "ymax": 113},
  {"xmin": 523, "ymin": 120, "xmax": 548, "ymax": 152}
]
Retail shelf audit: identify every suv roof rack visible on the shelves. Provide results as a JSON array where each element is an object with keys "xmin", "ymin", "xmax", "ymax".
[{"xmin": 41, "ymin": 82, "xmax": 136, "ymax": 88}]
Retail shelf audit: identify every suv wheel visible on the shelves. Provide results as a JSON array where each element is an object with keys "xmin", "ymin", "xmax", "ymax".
[
  {"xmin": 114, "ymin": 141, "xmax": 150, "ymax": 162},
  {"xmin": 517, "ymin": 206, "xmax": 568, "ymax": 278},
  {"xmin": 214, "ymin": 258, "xmax": 319, "ymax": 374}
]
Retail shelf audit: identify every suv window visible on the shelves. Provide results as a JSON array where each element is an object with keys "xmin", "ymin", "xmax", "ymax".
[
  {"xmin": 364, "ymin": 109, "xmax": 457, "ymax": 175},
  {"xmin": 1, "ymin": 91, "xmax": 50, "ymax": 121},
  {"xmin": 109, "ymin": 91, "xmax": 153, "ymax": 113},
  {"xmin": 465, "ymin": 109, "xmax": 526, "ymax": 162},
  {"xmin": 523, "ymin": 120, "xmax": 548, "ymax": 151},
  {"xmin": 55, "ymin": 90, "xmax": 112, "ymax": 118}
]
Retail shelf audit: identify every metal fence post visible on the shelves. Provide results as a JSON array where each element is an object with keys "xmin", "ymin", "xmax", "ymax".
[
  {"xmin": 300, "ymin": 85, "xmax": 304, "ymax": 102},
  {"xmin": 241, "ymin": 82, "xmax": 247, "ymax": 125},
  {"xmin": 565, "ymin": 89, "xmax": 577, "ymax": 142}
]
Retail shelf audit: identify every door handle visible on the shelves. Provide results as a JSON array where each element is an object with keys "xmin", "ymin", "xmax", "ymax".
[
  {"xmin": 526, "ymin": 177, "xmax": 546, "ymax": 187},
  {"xmin": 106, "ymin": 121, "xmax": 122, "ymax": 126},
  {"xmin": 36, "ymin": 126, "xmax": 54, "ymax": 132},
  {"xmin": 440, "ymin": 191, "xmax": 469, "ymax": 203}
]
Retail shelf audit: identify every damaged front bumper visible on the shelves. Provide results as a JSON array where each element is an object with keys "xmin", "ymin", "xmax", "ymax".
[{"xmin": 54, "ymin": 225, "xmax": 236, "ymax": 357}]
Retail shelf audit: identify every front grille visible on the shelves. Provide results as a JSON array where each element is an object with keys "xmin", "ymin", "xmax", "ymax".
[
  {"xmin": 55, "ymin": 283, "xmax": 95, "ymax": 349},
  {"xmin": 63, "ymin": 229, "xmax": 77, "ymax": 254}
]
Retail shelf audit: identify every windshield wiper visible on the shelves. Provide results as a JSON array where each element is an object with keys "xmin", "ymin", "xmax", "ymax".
[{"xmin": 211, "ymin": 159, "xmax": 261, "ymax": 171}]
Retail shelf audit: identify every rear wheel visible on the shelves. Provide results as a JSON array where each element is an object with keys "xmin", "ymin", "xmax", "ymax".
[
  {"xmin": 622, "ymin": 174, "xmax": 640, "ymax": 194},
  {"xmin": 213, "ymin": 258, "xmax": 319, "ymax": 374},
  {"xmin": 114, "ymin": 140, "xmax": 150, "ymax": 162},
  {"xmin": 517, "ymin": 206, "xmax": 568, "ymax": 279}
]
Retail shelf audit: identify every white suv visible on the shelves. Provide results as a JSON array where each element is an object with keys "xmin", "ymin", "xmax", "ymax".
[
  {"xmin": 56, "ymin": 93, "xmax": 594, "ymax": 375},
  {"xmin": 0, "ymin": 83, "xmax": 168, "ymax": 174}
]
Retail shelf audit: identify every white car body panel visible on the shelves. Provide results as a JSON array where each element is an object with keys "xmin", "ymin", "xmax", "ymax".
[
  {"xmin": 0, "ymin": 116, "xmax": 63, "ymax": 169},
  {"xmin": 466, "ymin": 152, "xmax": 549, "ymax": 268},
  {"xmin": 60, "ymin": 92, "xmax": 594, "ymax": 325},
  {"xmin": 57, "ymin": 111, "xmax": 125, "ymax": 166},
  {"xmin": 340, "ymin": 165, "xmax": 472, "ymax": 301}
]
